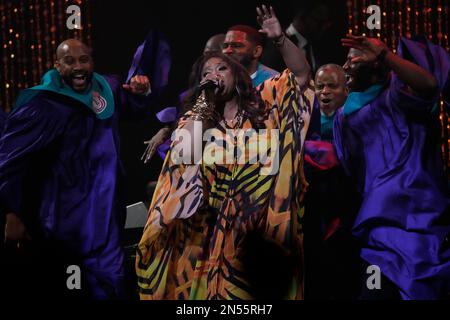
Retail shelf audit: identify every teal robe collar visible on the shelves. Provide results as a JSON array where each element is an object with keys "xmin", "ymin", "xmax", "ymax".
[
  {"xmin": 321, "ymin": 111, "xmax": 335, "ymax": 141},
  {"xmin": 15, "ymin": 69, "xmax": 114, "ymax": 120},
  {"xmin": 343, "ymin": 82, "xmax": 386, "ymax": 117}
]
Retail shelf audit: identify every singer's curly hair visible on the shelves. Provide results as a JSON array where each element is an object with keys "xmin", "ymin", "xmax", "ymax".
[{"xmin": 182, "ymin": 51, "xmax": 267, "ymax": 129}]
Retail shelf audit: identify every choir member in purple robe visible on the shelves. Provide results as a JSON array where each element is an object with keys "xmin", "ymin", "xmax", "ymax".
[
  {"xmin": 0, "ymin": 39, "xmax": 153, "ymax": 299},
  {"xmin": 335, "ymin": 35, "xmax": 450, "ymax": 299}
]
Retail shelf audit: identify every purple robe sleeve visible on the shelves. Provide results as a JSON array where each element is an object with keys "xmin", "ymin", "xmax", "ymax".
[
  {"xmin": 152, "ymin": 90, "xmax": 186, "ymax": 160},
  {"xmin": 123, "ymin": 29, "xmax": 172, "ymax": 118},
  {"xmin": 154, "ymin": 107, "xmax": 178, "ymax": 160},
  {"xmin": 332, "ymin": 109, "xmax": 350, "ymax": 175},
  {"xmin": 99, "ymin": 74, "xmax": 150, "ymax": 119},
  {"xmin": 388, "ymin": 75, "xmax": 437, "ymax": 112},
  {"xmin": 0, "ymin": 97, "xmax": 64, "ymax": 217},
  {"xmin": 388, "ymin": 36, "xmax": 449, "ymax": 113},
  {"xmin": 126, "ymin": 29, "xmax": 171, "ymax": 97},
  {"xmin": 401, "ymin": 36, "xmax": 450, "ymax": 92},
  {"xmin": 103, "ymin": 30, "xmax": 172, "ymax": 120},
  {"xmin": 303, "ymin": 140, "xmax": 339, "ymax": 170},
  {"xmin": 156, "ymin": 107, "xmax": 178, "ymax": 123}
]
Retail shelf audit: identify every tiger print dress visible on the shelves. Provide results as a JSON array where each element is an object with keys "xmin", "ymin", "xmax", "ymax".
[{"xmin": 136, "ymin": 69, "xmax": 315, "ymax": 300}]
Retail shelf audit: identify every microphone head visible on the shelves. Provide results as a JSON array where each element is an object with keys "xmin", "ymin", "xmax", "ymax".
[{"xmin": 198, "ymin": 79, "xmax": 219, "ymax": 92}]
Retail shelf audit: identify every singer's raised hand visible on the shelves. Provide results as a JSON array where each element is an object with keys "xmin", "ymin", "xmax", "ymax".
[
  {"xmin": 256, "ymin": 4, "xmax": 310, "ymax": 87},
  {"xmin": 256, "ymin": 5, "xmax": 282, "ymax": 40}
]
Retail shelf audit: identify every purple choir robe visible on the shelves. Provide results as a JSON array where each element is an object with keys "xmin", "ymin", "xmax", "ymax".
[
  {"xmin": 333, "ymin": 37, "xmax": 450, "ymax": 299},
  {"xmin": 0, "ymin": 75, "xmax": 152, "ymax": 298},
  {"xmin": 0, "ymin": 29, "xmax": 170, "ymax": 299}
]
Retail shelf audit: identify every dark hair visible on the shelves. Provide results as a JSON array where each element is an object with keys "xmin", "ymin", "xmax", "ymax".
[
  {"xmin": 227, "ymin": 25, "xmax": 263, "ymax": 47},
  {"xmin": 182, "ymin": 51, "xmax": 267, "ymax": 129},
  {"xmin": 292, "ymin": 0, "xmax": 329, "ymax": 18}
]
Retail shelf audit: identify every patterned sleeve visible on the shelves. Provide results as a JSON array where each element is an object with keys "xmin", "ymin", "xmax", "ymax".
[
  {"xmin": 256, "ymin": 69, "xmax": 314, "ymax": 249},
  {"xmin": 257, "ymin": 69, "xmax": 314, "ymax": 142},
  {"xmin": 138, "ymin": 113, "xmax": 206, "ymax": 247}
]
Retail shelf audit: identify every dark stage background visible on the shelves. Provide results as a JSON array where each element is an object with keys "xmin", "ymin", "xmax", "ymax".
[
  {"xmin": 4, "ymin": 1, "xmax": 447, "ymax": 207},
  {"xmin": 89, "ymin": 0, "xmax": 348, "ymax": 206}
]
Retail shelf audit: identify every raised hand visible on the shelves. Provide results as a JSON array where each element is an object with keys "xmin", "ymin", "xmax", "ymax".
[
  {"xmin": 256, "ymin": 5, "xmax": 282, "ymax": 40},
  {"xmin": 123, "ymin": 75, "xmax": 151, "ymax": 95},
  {"xmin": 141, "ymin": 127, "xmax": 172, "ymax": 164},
  {"xmin": 341, "ymin": 34, "xmax": 389, "ymax": 63}
]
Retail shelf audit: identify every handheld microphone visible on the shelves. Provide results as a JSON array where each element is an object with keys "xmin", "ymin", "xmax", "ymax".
[{"xmin": 197, "ymin": 79, "xmax": 219, "ymax": 92}]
